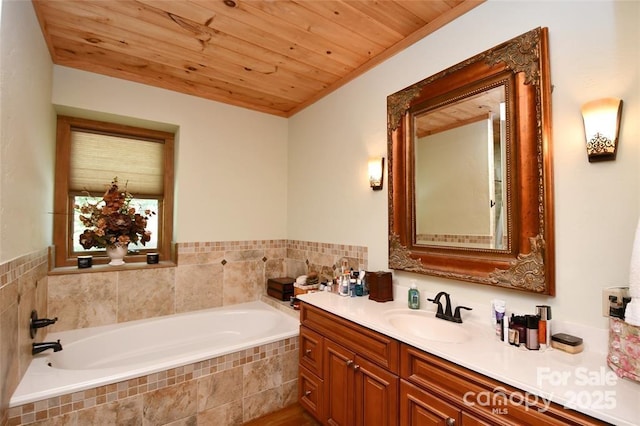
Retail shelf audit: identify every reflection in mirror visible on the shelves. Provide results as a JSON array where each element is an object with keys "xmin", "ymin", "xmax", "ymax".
[{"xmin": 414, "ymin": 85, "xmax": 507, "ymax": 249}]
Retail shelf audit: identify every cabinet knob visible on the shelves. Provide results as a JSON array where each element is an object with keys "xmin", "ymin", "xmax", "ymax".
[
  {"xmin": 305, "ymin": 349, "xmax": 312, "ymax": 355},
  {"xmin": 346, "ymin": 359, "xmax": 354, "ymax": 367},
  {"xmin": 304, "ymin": 390, "xmax": 312, "ymax": 397},
  {"xmin": 353, "ymin": 364, "xmax": 360, "ymax": 371},
  {"xmin": 445, "ymin": 418, "xmax": 455, "ymax": 426}
]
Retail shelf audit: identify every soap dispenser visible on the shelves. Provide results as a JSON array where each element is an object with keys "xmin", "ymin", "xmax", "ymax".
[{"xmin": 408, "ymin": 281, "xmax": 420, "ymax": 309}]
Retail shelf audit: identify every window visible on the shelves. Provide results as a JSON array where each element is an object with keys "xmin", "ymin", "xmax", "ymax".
[{"xmin": 53, "ymin": 116, "xmax": 174, "ymax": 268}]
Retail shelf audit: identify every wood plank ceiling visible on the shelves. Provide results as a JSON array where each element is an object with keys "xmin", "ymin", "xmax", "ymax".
[{"xmin": 32, "ymin": 0, "xmax": 484, "ymax": 117}]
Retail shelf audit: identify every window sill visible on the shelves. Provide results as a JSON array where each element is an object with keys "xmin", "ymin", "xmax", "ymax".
[{"xmin": 48, "ymin": 260, "xmax": 176, "ymax": 276}]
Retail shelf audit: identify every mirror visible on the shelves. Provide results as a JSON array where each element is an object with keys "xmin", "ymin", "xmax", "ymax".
[
  {"xmin": 387, "ymin": 27, "xmax": 555, "ymax": 295},
  {"xmin": 414, "ymin": 84, "xmax": 507, "ymax": 249}
]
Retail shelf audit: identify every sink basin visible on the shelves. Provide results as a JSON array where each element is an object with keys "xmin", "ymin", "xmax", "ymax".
[{"xmin": 383, "ymin": 309, "xmax": 472, "ymax": 343}]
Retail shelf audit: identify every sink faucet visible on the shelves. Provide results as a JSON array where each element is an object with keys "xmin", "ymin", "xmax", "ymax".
[
  {"xmin": 428, "ymin": 291, "xmax": 452, "ymax": 317},
  {"xmin": 32, "ymin": 340, "xmax": 63, "ymax": 355},
  {"xmin": 427, "ymin": 292, "xmax": 472, "ymax": 323}
]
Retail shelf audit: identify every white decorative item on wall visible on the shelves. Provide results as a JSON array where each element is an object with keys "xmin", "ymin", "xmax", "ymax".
[
  {"xmin": 581, "ymin": 98, "xmax": 623, "ymax": 162},
  {"xmin": 368, "ymin": 157, "xmax": 384, "ymax": 191}
]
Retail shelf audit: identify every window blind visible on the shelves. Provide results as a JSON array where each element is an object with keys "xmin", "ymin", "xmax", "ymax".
[{"xmin": 70, "ymin": 130, "xmax": 164, "ymax": 196}]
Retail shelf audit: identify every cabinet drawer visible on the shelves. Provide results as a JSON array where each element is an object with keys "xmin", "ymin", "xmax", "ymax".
[
  {"xmin": 300, "ymin": 325, "xmax": 324, "ymax": 378},
  {"xmin": 400, "ymin": 344, "xmax": 607, "ymax": 426},
  {"xmin": 299, "ymin": 365, "xmax": 324, "ymax": 422},
  {"xmin": 300, "ymin": 302, "xmax": 399, "ymax": 373},
  {"xmin": 400, "ymin": 380, "xmax": 460, "ymax": 425}
]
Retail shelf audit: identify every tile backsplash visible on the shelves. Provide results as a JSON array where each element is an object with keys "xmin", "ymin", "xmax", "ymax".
[
  {"xmin": 47, "ymin": 239, "xmax": 367, "ymax": 333},
  {"xmin": 0, "ymin": 249, "xmax": 49, "ymax": 426}
]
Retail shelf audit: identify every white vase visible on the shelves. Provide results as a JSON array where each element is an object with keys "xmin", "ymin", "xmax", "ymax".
[{"xmin": 106, "ymin": 244, "xmax": 128, "ymax": 266}]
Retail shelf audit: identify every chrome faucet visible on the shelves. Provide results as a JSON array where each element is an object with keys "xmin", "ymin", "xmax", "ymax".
[
  {"xmin": 427, "ymin": 292, "xmax": 472, "ymax": 323},
  {"xmin": 32, "ymin": 340, "xmax": 63, "ymax": 355}
]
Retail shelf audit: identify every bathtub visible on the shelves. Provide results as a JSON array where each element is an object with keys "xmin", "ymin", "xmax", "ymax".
[{"xmin": 10, "ymin": 300, "xmax": 299, "ymax": 407}]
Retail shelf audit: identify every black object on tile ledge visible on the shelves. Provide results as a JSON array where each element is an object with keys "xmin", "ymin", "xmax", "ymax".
[{"xmin": 77, "ymin": 256, "xmax": 92, "ymax": 269}]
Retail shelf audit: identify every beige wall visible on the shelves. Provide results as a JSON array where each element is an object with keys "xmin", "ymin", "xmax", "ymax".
[
  {"xmin": 0, "ymin": 0, "xmax": 56, "ymax": 262},
  {"xmin": 0, "ymin": 0, "xmax": 55, "ymax": 423},
  {"xmin": 287, "ymin": 0, "xmax": 640, "ymax": 329},
  {"xmin": 416, "ymin": 120, "xmax": 492, "ymax": 236},
  {"xmin": 51, "ymin": 66, "xmax": 290, "ymax": 244}
]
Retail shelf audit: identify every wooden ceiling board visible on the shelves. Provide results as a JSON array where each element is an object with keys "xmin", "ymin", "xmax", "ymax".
[
  {"xmin": 293, "ymin": 1, "xmax": 405, "ymax": 47},
  {"xmin": 244, "ymin": 1, "xmax": 388, "ymax": 58},
  {"xmin": 33, "ymin": 0, "xmax": 485, "ymax": 117},
  {"xmin": 121, "ymin": 1, "xmax": 343, "ymax": 85},
  {"xmin": 52, "ymin": 35, "xmax": 300, "ymax": 114},
  {"xmin": 194, "ymin": 0, "xmax": 368, "ymax": 69}
]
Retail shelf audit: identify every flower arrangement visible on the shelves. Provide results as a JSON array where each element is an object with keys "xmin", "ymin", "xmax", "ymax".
[{"xmin": 77, "ymin": 178, "xmax": 155, "ymax": 250}]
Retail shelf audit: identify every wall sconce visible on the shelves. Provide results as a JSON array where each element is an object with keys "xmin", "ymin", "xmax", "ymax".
[
  {"xmin": 581, "ymin": 98, "xmax": 623, "ymax": 162},
  {"xmin": 368, "ymin": 157, "xmax": 385, "ymax": 191}
]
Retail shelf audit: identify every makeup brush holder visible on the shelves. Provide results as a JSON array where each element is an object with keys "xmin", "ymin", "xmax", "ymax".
[{"xmin": 607, "ymin": 317, "xmax": 640, "ymax": 384}]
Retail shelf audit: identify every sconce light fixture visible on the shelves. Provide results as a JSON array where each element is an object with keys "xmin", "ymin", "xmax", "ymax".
[
  {"xmin": 368, "ymin": 157, "xmax": 385, "ymax": 191},
  {"xmin": 581, "ymin": 98, "xmax": 623, "ymax": 162}
]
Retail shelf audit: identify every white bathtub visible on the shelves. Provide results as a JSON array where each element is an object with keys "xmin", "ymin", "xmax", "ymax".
[{"xmin": 10, "ymin": 301, "xmax": 299, "ymax": 407}]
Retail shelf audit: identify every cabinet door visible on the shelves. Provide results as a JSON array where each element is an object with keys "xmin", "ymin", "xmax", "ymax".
[
  {"xmin": 400, "ymin": 380, "xmax": 460, "ymax": 426},
  {"xmin": 324, "ymin": 340, "xmax": 356, "ymax": 426},
  {"xmin": 354, "ymin": 355, "xmax": 399, "ymax": 426}
]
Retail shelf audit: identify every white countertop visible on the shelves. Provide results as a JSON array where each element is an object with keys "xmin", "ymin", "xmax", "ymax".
[{"xmin": 297, "ymin": 291, "xmax": 640, "ymax": 426}]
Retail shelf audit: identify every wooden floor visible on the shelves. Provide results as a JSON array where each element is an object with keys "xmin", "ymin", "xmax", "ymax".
[{"xmin": 243, "ymin": 403, "xmax": 321, "ymax": 426}]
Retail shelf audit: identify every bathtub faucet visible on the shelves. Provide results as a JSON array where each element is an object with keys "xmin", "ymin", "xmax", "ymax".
[
  {"xmin": 30, "ymin": 310, "xmax": 58, "ymax": 338},
  {"xmin": 32, "ymin": 340, "xmax": 63, "ymax": 355}
]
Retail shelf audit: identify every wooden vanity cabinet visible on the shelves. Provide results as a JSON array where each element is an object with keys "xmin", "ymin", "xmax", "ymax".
[
  {"xmin": 298, "ymin": 302, "xmax": 607, "ymax": 426},
  {"xmin": 299, "ymin": 302, "xmax": 400, "ymax": 426},
  {"xmin": 400, "ymin": 344, "xmax": 608, "ymax": 426}
]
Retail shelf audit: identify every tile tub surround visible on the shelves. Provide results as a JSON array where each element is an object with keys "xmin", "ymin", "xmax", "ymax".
[
  {"xmin": 0, "ymin": 249, "xmax": 49, "ymax": 426},
  {"xmin": 1, "ymin": 239, "xmax": 363, "ymax": 425},
  {"xmin": 8, "ymin": 337, "xmax": 299, "ymax": 425},
  {"xmin": 47, "ymin": 239, "xmax": 367, "ymax": 333}
]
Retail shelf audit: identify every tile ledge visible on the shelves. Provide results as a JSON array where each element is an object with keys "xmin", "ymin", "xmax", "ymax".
[{"xmin": 48, "ymin": 260, "xmax": 176, "ymax": 276}]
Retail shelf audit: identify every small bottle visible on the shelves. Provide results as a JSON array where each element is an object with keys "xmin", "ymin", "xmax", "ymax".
[
  {"xmin": 508, "ymin": 314, "xmax": 517, "ymax": 345},
  {"xmin": 360, "ymin": 271, "xmax": 369, "ymax": 295},
  {"xmin": 493, "ymin": 300, "xmax": 506, "ymax": 341},
  {"xmin": 514, "ymin": 315, "xmax": 527, "ymax": 346},
  {"xmin": 408, "ymin": 281, "xmax": 420, "ymax": 309},
  {"xmin": 339, "ymin": 275, "xmax": 349, "ymax": 297},
  {"xmin": 525, "ymin": 315, "xmax": 540, "ymax": 350},
  {"xmin": 536, "ymin": 305, "xmax": 552, "ymax": 349}
]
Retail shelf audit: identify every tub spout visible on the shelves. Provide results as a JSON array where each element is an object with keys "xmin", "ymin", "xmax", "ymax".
[{"xmin": 32, "ymin": 340, "xmax": 63, "ymax": 355}]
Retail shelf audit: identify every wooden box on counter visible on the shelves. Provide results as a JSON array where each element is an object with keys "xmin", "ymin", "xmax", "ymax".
[
  {"xmin": 366, "ymin": 271, "xmax": 393, "ymax": 302},
  {"xmin": 267, "ymin": 277, "xmax": 295, "ymax": 301}
]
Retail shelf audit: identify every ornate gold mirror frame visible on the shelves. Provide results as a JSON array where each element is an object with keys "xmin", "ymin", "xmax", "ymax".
[{"xmin": 388, "ymin": 27, "xmax": 555, "ymax": 295}]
